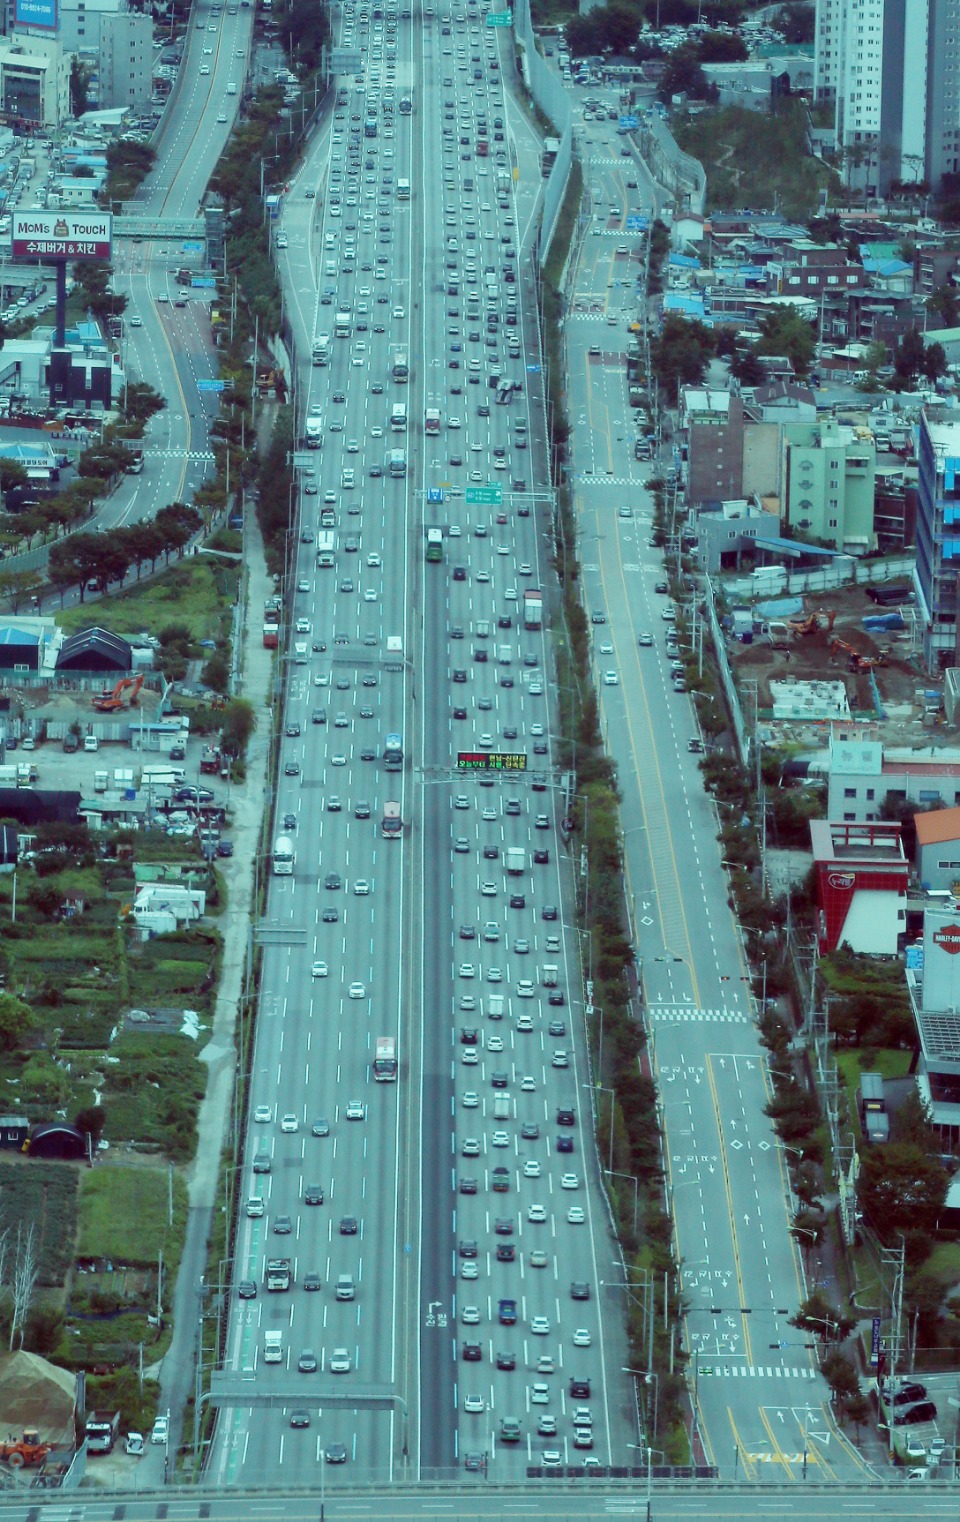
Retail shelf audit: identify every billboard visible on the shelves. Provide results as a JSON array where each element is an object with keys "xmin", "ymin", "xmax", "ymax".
[
  {"xmin": 12, "ymin": 212, "xmax": 112, "ymax": 261},
  {"xmin": 13, "ymin": 0, "xmax": 57, "ymax": 29},
  {"xmin": 457, "ymin": 752, "xmax": 527, "ymax": 771}
]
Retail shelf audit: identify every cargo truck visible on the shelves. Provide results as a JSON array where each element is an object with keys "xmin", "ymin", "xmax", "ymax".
[
  {"xmin": 498, "ymin": 1298, "xmax": 517, "ymax": 1324},
  {"xmin": 273, "ymin": 835, "xmax": 295, "ymax": 875},
  {"xmin": 425, "ymin": 407, "xmax": 441, "ymax": 435},
  {"xmin": 384, "ymin": 733, "xmax": 403, "ymax": 772},
  {"xmin": 305, "ymin": 416, "xmax": 322, "ymax": 448},
  {"xmin": 84, "ymin": 1411, "xmax": 120, "ymax": 1454},
  {"xmin": 334, "ymin": 310, "xmax": 351, "ymax": 337},
  {"xmin": 312, "ymin": 334, "xmax": 330, "ymax": 365},
  {"xmin": 505, "ymin": 846, "xmax": 526, "ymax": 875},
  {"xmin": 382, "ymin": 800, "xmax": 402, "ymax": 838},
  {"xmin": 263, "ymin": 1331, "xmax": 283, "ymax": 1363},
  {"xmin": 373, "ymin": 1035, "xmax": 398, "ymax": 1080},
  {"xmin": 316, "ymin": 531, "xmax": 335, "ymax": 568},
  {"xmin": 523, "ymin": 589, "xmax": 543, "ymax": 629},
  {"xmin": 265, "ymin": 1258, "xmax": 292, "ymax": 1291}
]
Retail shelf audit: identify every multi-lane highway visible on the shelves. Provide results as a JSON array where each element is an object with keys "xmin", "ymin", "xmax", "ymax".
[{"xmin": 203, "ymin": 0, "xmax": 632, "ymax": 1486}]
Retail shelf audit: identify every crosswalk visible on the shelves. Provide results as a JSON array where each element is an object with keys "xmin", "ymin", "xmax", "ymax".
[
  {"xmin": 576, "ymin": 475, "xmax": 648, "ymax": 487},
  {"xmin": 699, "ymin": 1363, "xmax": 817, "ymax": 1380},
  {"xmin": 147, "ymin": 449, "xmax": 216, "ymax": 462},
  {"xmin": 648, "ymin": 1004, "xmax": 751, "ymax": 1024}
]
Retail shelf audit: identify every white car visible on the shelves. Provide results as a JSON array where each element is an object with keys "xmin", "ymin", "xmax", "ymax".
[
  {"xmin": 560, "ymin": 1173, "xmax": 580, "ymax": 1190},
  {"xmin": 487, "ymin": 1035, "xmax": 504, "ymax": 1052},
  {"xmin": 520, "ymin": 1076, "xmax": 536, "ymax": 1091},
  {"xmin": 312, "ymin": 961, "xmax": 328, "ymax": 978},
  {"xmin": 603, "ymin": 671, "xmax": 619, "ymax": 685},
  {"xmin": 528, "ymin": 1204, "xmax": 546, "ymax": 1223},
  {"xmin": 296, "ymin": 617, "xmax": 311, "ymax": 633},
  {"xmin": 150, "ymin": 1415, "xmax": 169, "ymax": 1445},
  {"xmin": 347, "ymin": 438, "xmax": 359, "ymax": 453},
  {"xmin": 461, "ymin": 1305, "xmax": 481, "ymax": 1324},
  {"xmin": 463, "ymin": 1394, "xmax": 485, "ymax": 1413},
  {"xmin": 462, "ymin": 1048, "xmax": 478, "ymax": 1065},
  {"xmin": 348, "ymin": 981, "xmax": 366, "ymax": 999},
  {"xmin": 461, "ymin": 1261, "xmax": 479, "ymax": 1279},
  {"xmin": 481, "ymin": 882, "xmax": 497, "ymax": 896},
  {"xmin": 254, "ymin": 1105, "xmax": 271, "ymax": 1123},
  {"xmin": 353, "ymin": 879, "xmax": 370, "ymax": 895},
  {"xmin": 329, "ymin": 1348, "xmax": 352, "ymax": 1373},
  {"xmin": 523, "ymin": 1160, "xmax": 541, "ymax": 1178},
  {"xmin": 367, "ymin": 552, "xmax": 382, "ymax": 567},
  {"xmin": 459, "ymin": 963, "xmax": 476, "ymax": 978},
  {"xmin": 364, "ymin": 588, "xmax": 377, "ymax": 602},
  {"xmin": 530, "ymin": 1316, "xmax": 550, "ymax": 1335},
  {"xmin": 491, "ymin": 1130, "xmax": 509, "ymax": 1147},
  {"xmin": 516, "ymin": 980, "xmax": 534, "ymax": 998},
  {"xmin": 463, "ymin": 1091, "xmax": 479, "ymax": 1107},
  {"xmin": 568, "ymin": 1206, "xmax": 585, "ymax": 1224},
  {"xmin": 573, "ymin": 1328, "xmax": 591, "ymax": 1347},
  {"xmin": 331, "ymin": 754, "xmax": 347, "ymax": 766},
  {"xmin": 345, "ymin": 1099, "xmax": 365, "ymax": 1120},
  {"xmin": 530, "ymin": 1384, "xmax": 550, "ymax": 1405},
  {"xmin": 530, "ymin": 723, "xmax": 544, "ymax": 737},
  {"xmin": 449, "ymin": 416, "xmax": 462, "ymax": 428},
  {"xmin": 280, "ymin": 1113, "xmax": 299, "ymax": 1133}
]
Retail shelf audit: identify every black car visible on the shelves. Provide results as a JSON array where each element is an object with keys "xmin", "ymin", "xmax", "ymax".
[
  {"xmin": 290, "ymin": 1410, "xmax": 311, "ymax": 1428},
  {"xmin": 557, "ymin": 1108, "xmax": 576, "ymax": 1127},
  {"xmin": 464, "ymin": 1452, "xmax": 485, "ymax": 1472},
  {"xmin": 459, "ymin": 1239, "xmax": 478, "ymax": 1258},
  {"xmin": 570, "ymin": 1282, "xmax": 590, "ymax": 1301},
  {"xmin": 325, "ymin": 1443, "xmax": 347, "ymax": 1464},
  {"xmin": 238, "ymin": 1279, "xmax": 257, "ymax": 1299},
  {"xmin": 312, "ymin": 709, "xmax": 327, "ymax": 725},
  {"xmin": 339, "ymin": 1216, "xmax": 358, "ymax": 1234},
  {"xmin": 454, "ymin": 707, "xmax": 468, "ymax": 720},
  {"xmin": 494, "ymin": 1217, "xmax": 513, "ymax": 1235},
  {"xmin": 304, "ymin": 1185, "xmax": 324, "ymax": 1206},
  {"xmin": 548, "ymin": 1021, "xmax": 566, "ymax": 1037},
  {"xmin": 462, "ymin": 1342, "xmax": 483, "ymax": 1361},
  {"xmin": 355, "ymin": 801, "xmax": 371, "ymax": 819},
  {"xmin": 591, "ymin": 612, "xmax": 606, "ymax": 625},
  {"xmin": 496, "ymin": 1350, "xmax": 516, "ymax": 1370},
  {"xmin": 483, "ymin": 845, "xmax": 500, "ymax": 859},
  {"xmin": 509, "ymin": 894, "xmax": 525, "ymax": 909},
  {"xmin": 534, "ymin": 849, "xmax": 549, "ymax": 864},
  {"xmin": 548, "ymin": 991, "xmax": 565, "ymax": 1006},
  {"xmin": 284, "ymin": 760, "xmax": 300, "ymax": 776},
  {"xmin": 570, "ymin": 1378, "xmax": 591, "ymax": 1399},
  {"xmin": 498, "ymin": 614, "xmax": 512, "ymax": 628},
  {"xmin": 324, "ymin": 873, "xmax": 342, "ymax": 890},
  {"xmin": 886, "ymin": 1382, "xmax": 927, "ymax": 1407},
  {"xmin": 542, "ymin": 905, "xmax": 558, "ymax": 921},
  {"xmin": 322, "ymin": 907, "xmax": 339, "ymax": 923},
  {"xmin": 491, "ymin": 1070, "xmax": 509, "ymax": 1088},
  {"xmin": 453, "ymin": 565, "xmax": 467, "ymax": 581},
  {"xmin": 894, "ymin": 1400, "xmax": 938, "ymax": 1425},
  {"xmin": 496, "ymin": 1242, "xmax": 515, "ymax": 1262},
  {"xmin": 303, "ymin": 1272, "xmax": 322, "ymax": 1292},
  {"xmin": 452, "ymin": 669, "xmax": 467, "ymax": 683},
  {"xmin": 360, "ymin": 748, "xmax": 377, "ymax": 761},
  {"xmin": 460, "ymin": 925, "xmax": 476, "ymax": 940},
  {"xmin": 556, "ymin": 1135, "xmax": 574, "ymax": 1153},
  {"xmin": 474, "ymin": 648, "xmax": 488, "ymax": 662},
  {"xmin": 460, "ymin": 1176, "xmax": 478, "ymax": 1194},
  {"xmin": 521, "ymin": 1122, "xmax": 540, "ymax": 1140}
]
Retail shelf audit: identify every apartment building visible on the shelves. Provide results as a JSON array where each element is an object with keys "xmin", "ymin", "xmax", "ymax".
[
  {"xmin": 54, "ymin": 0, "xmax": 152, "ymax": 109},
  {"xmin": 914, "ymin": 408, "xmax": 960, "ymax": 672},
  {"xmin": 678, "ymin": 389, "xmax": 744, "ymax": 506},
  {"xmin": 814, "ymin": 0, "xmax": 960, "ymax": 193}
]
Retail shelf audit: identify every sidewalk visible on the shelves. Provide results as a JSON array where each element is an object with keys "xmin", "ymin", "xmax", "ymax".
[{"xmin": 151, "ymin": 509, "xmax": 277, "ymax": 1472}]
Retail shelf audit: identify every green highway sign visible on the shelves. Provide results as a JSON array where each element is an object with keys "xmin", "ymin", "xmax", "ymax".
[
  {"xmin": 458, "ymin": 751, "xmax": 527, "ymax": 771},
  {"xmin": 486, "ymin": 10, "xmax": 512, "ymax": 23},
  {"xmin": 466, "ymin": 485, "xmax": 503, "ymax": 505}
]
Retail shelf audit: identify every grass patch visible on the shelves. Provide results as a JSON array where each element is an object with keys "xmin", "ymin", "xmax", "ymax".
[
  {"xmin": 78, "ymin": 1165, "xmax": 189, "ymax": 1267},
  {"xmin": 0, "ymin": 1162, "xmax": 78, "ymax": 1285},
  {"xmin": 927, "ymin": 1241, "xmax": 960, "ymax": 1283},
  {"xmin": 55, "ymin": 560, "xmax": 239, "ymax": 643},
  {"xmin": 100, "ymin": 1034, "xmax": 207, "ymax": 1162},
  {"xmin": 674, "ymin": 100, "xmax": 840, "ymax": 221}
]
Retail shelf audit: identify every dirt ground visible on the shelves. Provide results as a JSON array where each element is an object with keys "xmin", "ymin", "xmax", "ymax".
[{"xmin": 729, "ymin": 584, "xmax": 929, "ymax": 718}]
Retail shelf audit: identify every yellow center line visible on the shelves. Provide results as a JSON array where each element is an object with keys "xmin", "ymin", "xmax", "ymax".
[
  {"xmin": 758, "ymin": 1405, "xmax": 797, "ymax": 1477},
  {"xmin": 705, "ymin": 1053, "xmax": 753, "ymax": 1364},
  {"xmin": 727, "ymin": 1408, "xmax": 758, "ymax": 1482}
]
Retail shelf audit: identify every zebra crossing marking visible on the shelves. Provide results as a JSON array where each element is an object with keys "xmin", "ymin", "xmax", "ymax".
[{"xmin": 648, "ymin": 1004, "xmax": 751, "ymax": 1024}]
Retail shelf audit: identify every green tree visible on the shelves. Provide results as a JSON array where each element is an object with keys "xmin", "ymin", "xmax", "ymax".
[
  {"xmin": 771, "ymin": 3, "xmax": 815, "ymax": 44},
  {"xmin": 857, "ymin": 1142, "xmax": 949, "ymax": 1238},
  {"xmin": 756, "ymin": 304, "xmax": 816, "ymax": 376},
  {"xmin": 697, "ymin": 29, "xmax": 747, "ymax": 62},
  {"xmin": 48, "ymin": 533, "xmax": 103, "ymax": 602},
  {"xmin": 0, "ymin": 568, "xmax": 41, "ymax": 612},
  {"xmin": 220, "ymin": 697, "xmax": 257, "ymax": 759},
  {"xmin": 928, "ymin": 284, "xmax": 960, "ymax": 328},
  {"xmin": 894, "ymin": 327, "xmax": 926, "ymax": 382},
  {"xmin": 0, "ymin": 993, "xmax": 38, "ymax": 1053},
  {"xmin": 790, "ymin": 1291, "xmax": 855, "ymax": 1342},
  {"xmin": 201, "ymin": 651, "xmax": 231, "ymax": 694},
  {"xmin": 650, "ymin": 314, "xmax": 716, "ymax": 402},
  {"xmin": 923, "ymin": 341, "xmax": 947, "ymax": 382}
]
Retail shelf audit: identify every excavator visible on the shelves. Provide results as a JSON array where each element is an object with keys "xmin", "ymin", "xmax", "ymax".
[
  {"xmin": 830, "ymin": 636, "xmax": 887, "ymax": 673},
  {"xmin": 0, "ymin": 1430, "xmax": 51, "ymax": 1467},
  {"xmin": 786, "ymin": 609, "xmax": 837, "ymax": 638},
  {"xmin": 92, "ymin": 673, "xmax": 145, "ymax": 713}
]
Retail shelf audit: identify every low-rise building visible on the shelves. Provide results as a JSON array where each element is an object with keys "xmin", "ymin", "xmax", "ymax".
[
  {"xmin": 826, "ymin": 727, "xmax": 960, "ymax": 823},
  {"xmin": 810, "ymin": 817, "xmax": 908, "ymax": 954},
  {"xmin": 781, "ymin": 416, "xmax": 877, "ymax": 553},
  {"xmin": 906, "ymin": 906, "xmax": 960, "ymax": 1141},
  {"xmin": 916, "ymin": 807, "xmax": 960, "ymax": 891}
]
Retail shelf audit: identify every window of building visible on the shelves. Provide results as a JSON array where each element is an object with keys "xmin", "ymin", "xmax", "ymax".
[{"xmin": 844, "ymin": 787, "xmax": 857, "ymax": 798}]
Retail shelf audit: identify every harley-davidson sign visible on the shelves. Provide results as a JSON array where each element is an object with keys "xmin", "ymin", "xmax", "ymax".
[
  {"xmin": 12, "ymin": 212, "xmax": 112, "ymax": 262},
  {"xmin": 933, "ymin": 923, "xmax": 960, "ymax": 955}
]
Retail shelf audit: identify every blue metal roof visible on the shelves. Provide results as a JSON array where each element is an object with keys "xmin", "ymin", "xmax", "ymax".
[
  {"xmin": 0, "ymin": 627, "xmax": 39, "ymax": 647},
  {"xmin": 752, "ymin": 534, "xmax": 841, "ymax": 560}
]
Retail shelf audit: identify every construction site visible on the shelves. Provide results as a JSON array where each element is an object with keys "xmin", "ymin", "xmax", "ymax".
[{"xmin": 725, "ymin": 584, "xmax": 942, "ymax": 732}]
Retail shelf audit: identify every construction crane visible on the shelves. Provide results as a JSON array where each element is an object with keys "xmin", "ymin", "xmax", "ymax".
[{"xmin": 92, "ymin": 673, "xmax": 145, "ymax": 713}]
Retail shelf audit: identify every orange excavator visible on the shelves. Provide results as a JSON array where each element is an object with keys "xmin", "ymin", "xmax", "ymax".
[
  {"xmin": 0, "ymin": 1430, "xmax": 51, "ymax": 1468},
  {"xmin": 830, "ymin": 636, "xmax": 887, "ymax": 673},
  {"xmin": 787, "ymin": 609, "xmax": 837, "ymax": 638},
  {"xmin": 92, "ymin": 673, "xmax": 145, "ymax": 712}
]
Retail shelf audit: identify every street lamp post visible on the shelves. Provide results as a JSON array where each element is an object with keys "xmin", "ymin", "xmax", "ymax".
[
  {"xmin": 624, "ymin": 1365, "xmax": 659, "ymax": 1448},
  {"xmin": 606, "ymin": 1168, "xmax": 639, "ymax": 1235},
  {"xmin": 586, "ymin": 1083, "xmax": 617, "ymax": 1172}
]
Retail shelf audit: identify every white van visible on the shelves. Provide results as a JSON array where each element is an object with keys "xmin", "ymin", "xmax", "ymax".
[{"xmin": 227, "ymin": 81, "xmax": 238, "ymax": 94}]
